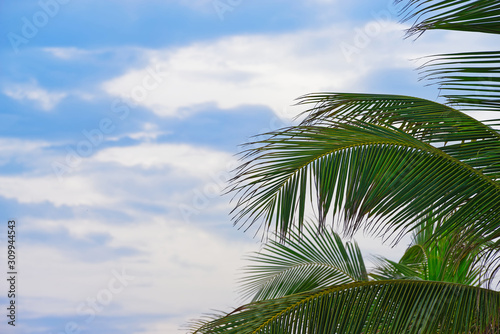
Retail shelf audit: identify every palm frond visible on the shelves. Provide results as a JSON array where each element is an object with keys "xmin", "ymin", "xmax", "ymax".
[
  {"xmin": 229, "ymin": 120, "xmax": 500, "ymax": 247},
  {"xmin": 192, "ymin": 280, "xmax": 500, "ymax": 334},
  {"xmin": 184, "ymin": 311, "xmax": 228, "ymax": 334},
  {"xmin": 396, "ymin": 0, "xmax": 500, "ymax": 37},
  {"xmin": 296, "ymin": 93, "xmax": 500, "ymax": 180},
  {"xmin": 418, "ymin": 51, "xmax": 500, "ymax": 115},
  {"xmin": 370, "ymin": 256, "xmax": 423, "ymax": 280},
  {"xmin": 240, "ymin": 222, "xmax": 367, "ymax": 301},
  {"xmin": 372, "ymin": 214, "xmax": 486, "ymax": 285},
  {"xmin": 372, "ymin": 241, "xmax": 483, "ymax": 285}
]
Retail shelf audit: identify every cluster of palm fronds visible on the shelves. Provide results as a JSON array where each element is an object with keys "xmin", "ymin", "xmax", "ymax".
[
  {"xmin": 187, "ymin": 0, "xmax": 500, "ymax": 333},
  {"xmin": 189, "ymin": 221, "xmax": 498, "ymax": 333}
]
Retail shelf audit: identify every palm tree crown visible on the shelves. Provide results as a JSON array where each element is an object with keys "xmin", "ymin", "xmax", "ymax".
[{"xmin": 188, "ymin": 0, "xmax": 500, "ymax": 333}]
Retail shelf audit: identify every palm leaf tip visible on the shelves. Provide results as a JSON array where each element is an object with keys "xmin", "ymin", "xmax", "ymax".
[{"xmin": 396, "ymin": 0, "xmax": 500, "ymax": 37}]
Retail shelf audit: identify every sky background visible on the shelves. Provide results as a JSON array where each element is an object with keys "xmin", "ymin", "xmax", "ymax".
[{"xmin": 0, "ymin": 1, "xmax": 498, "ymax": 333}]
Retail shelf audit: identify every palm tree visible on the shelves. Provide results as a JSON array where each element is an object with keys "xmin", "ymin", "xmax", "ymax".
[{"xmin": 188, "ymin": 0, "xmax": 500, "ymax": 332}]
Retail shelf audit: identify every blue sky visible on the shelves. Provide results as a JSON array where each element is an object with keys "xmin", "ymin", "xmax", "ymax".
[{"xmin": 0, "ymin": 1, "xmax": 498, "ymax": 333}]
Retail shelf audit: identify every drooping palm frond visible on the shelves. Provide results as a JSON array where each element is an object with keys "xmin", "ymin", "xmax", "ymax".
[
  {"xmin": 229, "ymin": 119, "xmax": 500, "ymax": 247},
  {"xmin": 297, "ymin": 93, "xmax": 499, "ymax": 141},
  {"xmin": 191, "ymin": 280, "xmax": 500, "ymax": 334},
  {"xmin": 419, "ymin": 51, "xmax": 500, "ymax": 113},
  {"xmin": 240, "ymin": 222, "xmax": 367, "ymax": 301},
  {"xmin": 296, "ymin": 93, "xmax": 500, "ymax": 180},
  {"xmin": 184, "ymin": 311, "xmax": 228, "ymax": 334},
  {"xmin": 397, "ymin": 0, "xmax": 500, "ymax": 37},
  {"xmin": 395, "ymin": 0, "xmax": 500, "ymax": 118}
]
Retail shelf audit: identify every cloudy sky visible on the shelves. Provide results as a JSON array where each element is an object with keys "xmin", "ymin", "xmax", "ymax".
[{"xmin": 0, "ymin": 1, "xmax": 498, "ymax": 333}]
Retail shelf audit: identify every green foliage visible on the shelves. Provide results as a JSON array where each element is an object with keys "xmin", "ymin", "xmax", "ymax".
[
  {"xmin": 240, "ymin": 223, "xmax": 368, "ymax": 301},
  {"xmin": 189, "ymin": 221, "xmax": 499, "ymax": 333},
  {"xmin": 398, "ymin": 0, "xmax": 500, "ymax": 36},
  {"xmin": 230, "ymin": 107, "xmax": 500, "ymax": 246},
  {"xmin": 192, "ymin": 280, "xmax": 499, "ymax": 334},
  {"xmin": 187, "ymin": 0, "xmax": 500, "ymax": 332},
  {"xmin": 371, "ymin": 215, "xmax": 485, "ymax": 285}
]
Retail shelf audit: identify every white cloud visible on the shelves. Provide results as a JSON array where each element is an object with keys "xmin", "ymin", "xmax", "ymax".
[
  {"xmin": 43, "ymin": 47, "xmax": 93, "ymax": 60},
  {"xmin": 102, "ymin": 25, "xmax": 384, "ymax": 118},
  {"xmin": 102, "ymin": 21, "xmax": 499, "ymax": 120},
  {"xmin": 133, "ymin": 320, "xmax": 188, "ymax": 334},
  {"xmin": 0, "ymin": 139, "xmax": 255, "ymax": 326},
  {"xmin": 8, "ymin": 215, "xmax": 257, "ymax": 321},
  {"xmin": 0, "ymin": 138, "xmax": 50, "ymax": 166},
  {"xmin": 0, "ymin": 175, "xmax": 115, "ymax": 207},
  {"xmin": 0, "ymin": 138, "xmax": 237, "ymax": 215},
  {"xmin": 3, "ymin": 80, "xmax": 67, "ymax": 111},
  {"xmin": 126, "ymin": 123, "xmax": 169, "ymax": 141},
  {"xmin": 93, "ymin": 142, "xmax": 236, "ymax": 178}
]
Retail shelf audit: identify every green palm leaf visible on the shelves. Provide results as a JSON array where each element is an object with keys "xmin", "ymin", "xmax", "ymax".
[
  {"xmin": 229, "ymin": 120, "xmax": 500, "ymax": 246},
  {"xmin": 296, "ymin": 93, "xmax": 500, "ymax": 180},
  {"xmin": 297, "ymin": 93, "xmax": 499, "ymax": 141},
  {"xmin": 371, "ymin": 214, "xmax": 485, "ymax": 285},
  {"xmin": 240, "ymin": 222, "xmax": 368, "ymax": 301},
  {"xmin": 191, "ymin": 280, "xmax": 500, "ymax": 334},
  {"xmin": 397, "ymin": 0, "xmax": 500, "ymax": 36},
  {"xmin": 371, "ymin": 238, "xmax": 483, "ymax": 285},
  {"xmin": 370, "ymin": 256, "xmax": 423, "ymax": 281},
  {"xmin": 395, "ymin": 0, "xmax": 500, "ymax": 115},
  {"xmin": 418, "ymin": 51, "xmax": 500, "ymax": 114}
]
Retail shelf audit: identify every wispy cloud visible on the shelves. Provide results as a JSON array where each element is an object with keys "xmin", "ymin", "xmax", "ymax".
[
  {"xmin": 0, "ymin": 138, "xmax": 50, "ymax": 166},
  {"xmin": 0, "ymin": 175, "xmax": 116, "ymax": 206},
  {"xmin": 93, "ymin": 143, "xmax": 235, "ymax": 177},
  {"xmin": 3, "ymin": 80, "xmax": 67, "ymax": 111},
  {"xmin": 102, "ymin": 21, "xmax": 499, "ymax": 121},
  {"xmin": 100, "ymin": 23, "xmax": 418, "ymax": 119},
  {"xmin": 43, "ymin": 47, "xmax": 96, "ymax": 60}
]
